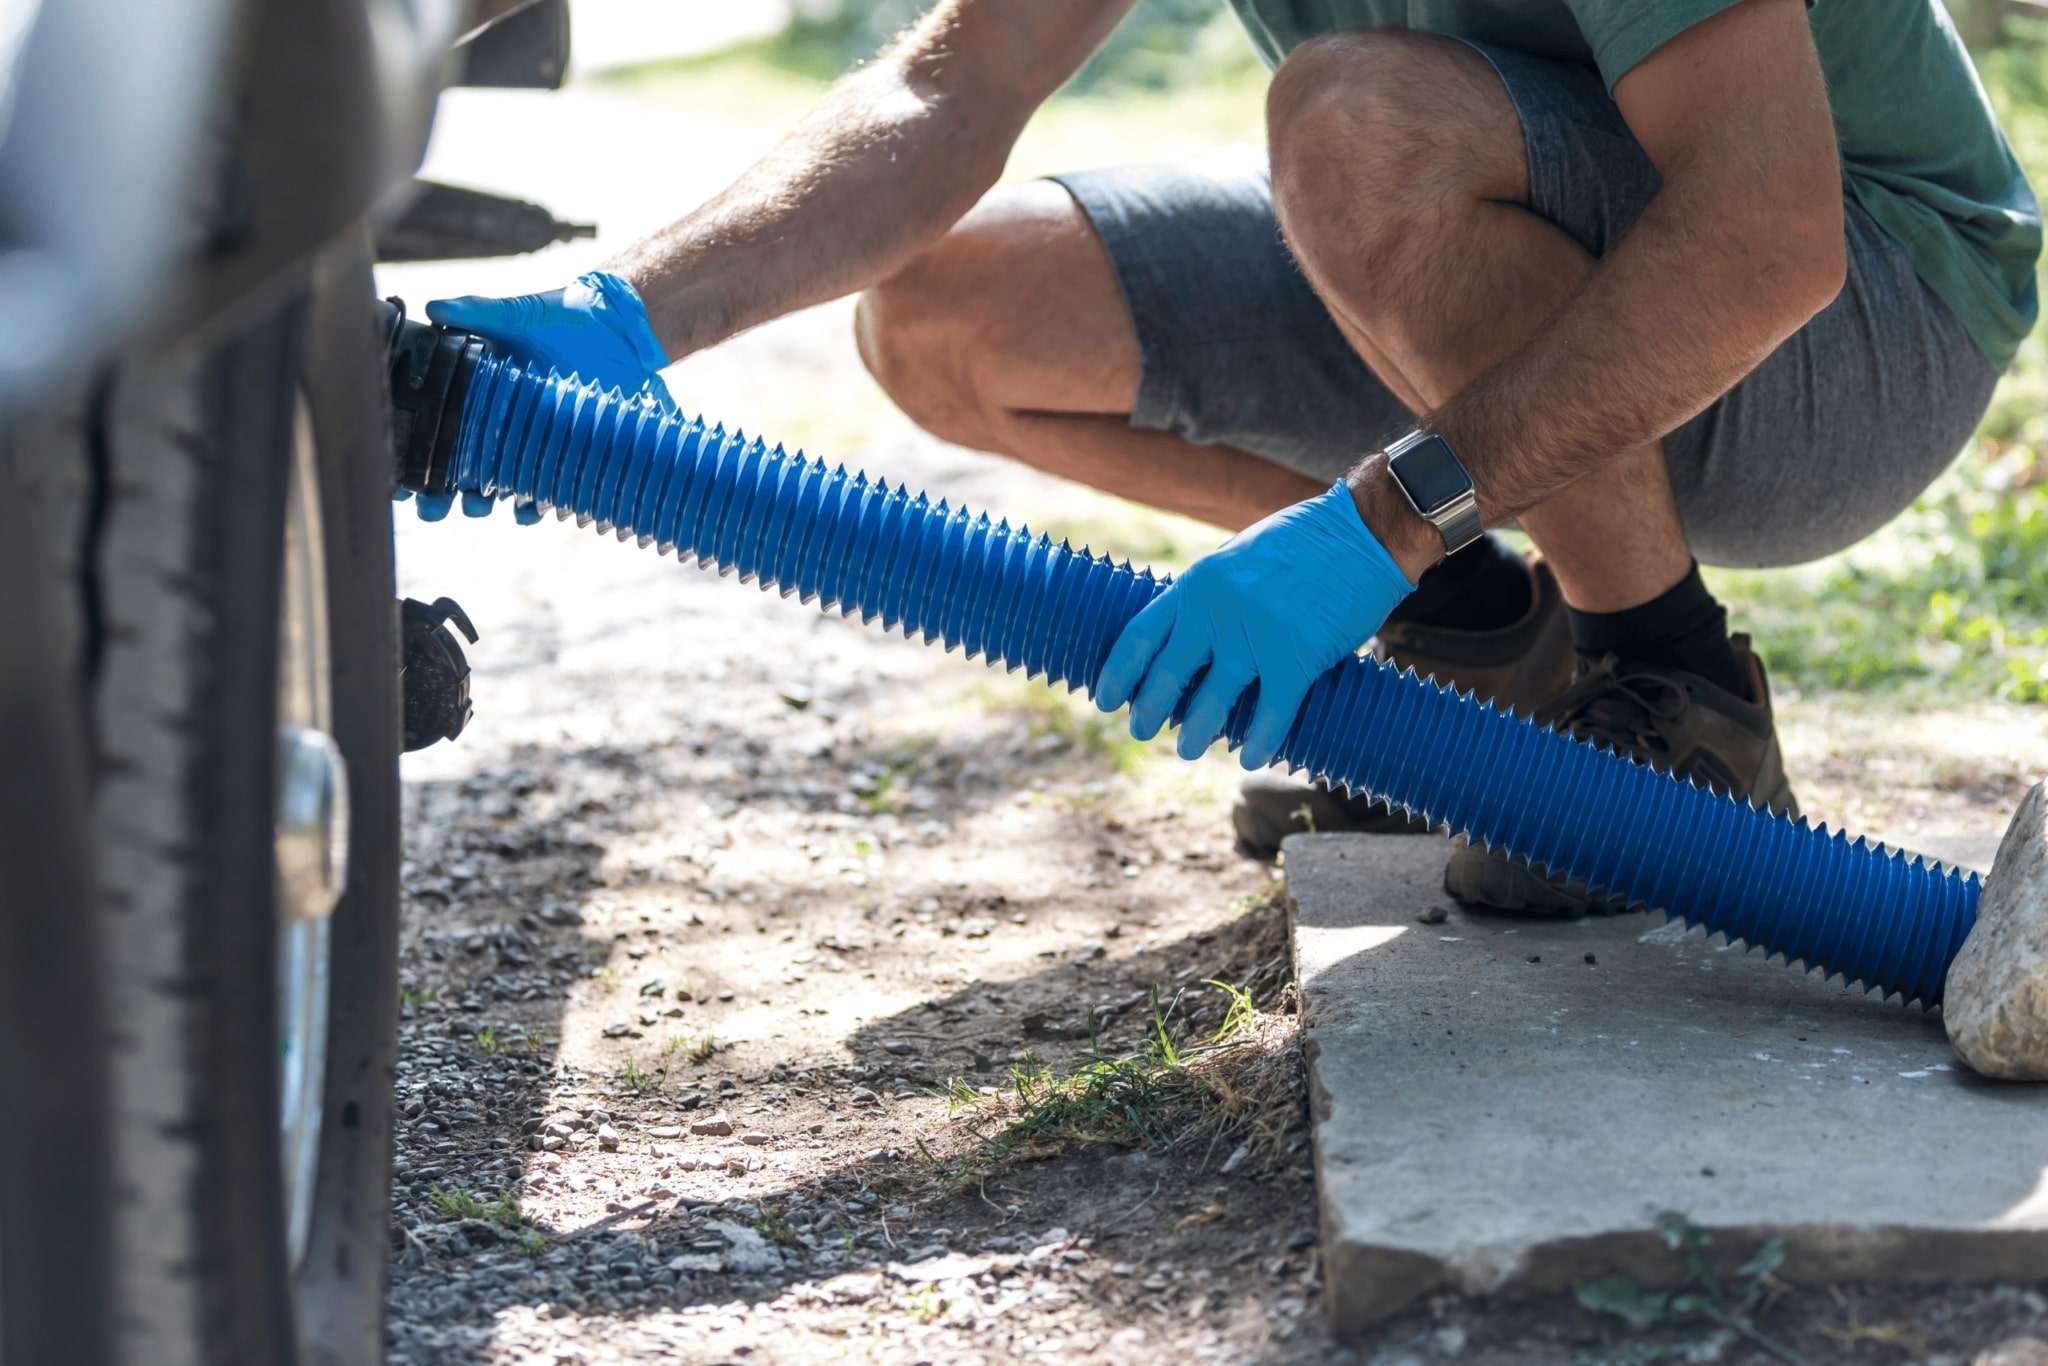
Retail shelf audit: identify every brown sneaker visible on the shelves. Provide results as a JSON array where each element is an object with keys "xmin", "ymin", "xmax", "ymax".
[
  {"xmin": 1232, "ymin": 556, "xmax": 1576, "ymax": 858},
  {"xmin": 1441, "ymin": 636, "xmax": 1799, "ymax": 915}
]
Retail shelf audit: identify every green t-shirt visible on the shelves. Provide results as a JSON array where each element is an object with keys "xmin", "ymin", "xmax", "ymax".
[{"xmin": 1227, "ymin": 0, "xmax": 2042, "ymax": 368}]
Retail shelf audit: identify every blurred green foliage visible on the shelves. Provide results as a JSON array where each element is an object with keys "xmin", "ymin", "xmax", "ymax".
[{"xmin": 703, "ymin": 0, "xmax": 1259, "ymax": 94}]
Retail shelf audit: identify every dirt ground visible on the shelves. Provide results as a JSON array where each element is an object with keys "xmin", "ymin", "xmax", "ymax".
[{"xmin": 377, "ymin": 77, "xmax": 2048, "ymax": 1366}]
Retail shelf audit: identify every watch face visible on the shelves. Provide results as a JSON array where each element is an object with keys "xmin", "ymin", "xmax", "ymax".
[{"xmin": 1392, "ymin": 435, "xmax": 1471, "ymax": 515}]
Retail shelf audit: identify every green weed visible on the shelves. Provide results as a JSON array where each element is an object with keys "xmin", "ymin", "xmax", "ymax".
[
  {"xmin": 429, "ymin": 1186, "xmax": 529, "ymax": 1234},
  {"xmin": 1573, "ymin": 1213, "xmax": 1796, "ymax": 1363},
  {"xmin": 619, "ymin": 1056, "xmax": 669, "ymax": 1092},
  {"xmin": 940, "ymin": 981, "xmax": 1296, "ymax": 1169}
]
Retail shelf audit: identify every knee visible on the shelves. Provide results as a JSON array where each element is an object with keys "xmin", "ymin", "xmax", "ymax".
[
  {"xmin": 855, "ymin": 255, "xmax": 986, "ymax": 445},
  {"xmin": 1267, "ymin": 33, "xmax": 1512, "ymax": 276}
]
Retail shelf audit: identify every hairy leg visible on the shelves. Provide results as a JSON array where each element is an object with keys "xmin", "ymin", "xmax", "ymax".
[
  {"xmin": 1266, "ymin": 32, "xmax": 1691, "ymax": 612},
  {"xmin": 854, "ymin": 180, "xmax": 1323, "ymax": 531}
]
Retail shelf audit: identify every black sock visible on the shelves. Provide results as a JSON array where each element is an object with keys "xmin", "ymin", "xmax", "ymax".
[
  {"xmin": 1384, "ymin": 531, "xmax": 1530, "ymax": 632},
  {"xmin": 1566, "ymin": 563, "xmax": 1747, "ymax": 697}
]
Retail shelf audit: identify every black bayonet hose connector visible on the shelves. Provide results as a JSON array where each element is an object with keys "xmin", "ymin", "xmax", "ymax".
[
  {"xmin": 380, "ymin": 297, "xmax": 484, "ymax": 499},
  {"xmin": 400, "ymin": 595, "xmax": 479, "ymax": 752}
]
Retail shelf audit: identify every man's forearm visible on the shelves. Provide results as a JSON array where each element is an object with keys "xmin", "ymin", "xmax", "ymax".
[
  {"xmin": 1353, "ymin": 169, "xmax": 1846, "ymax": 577},
  {"xmin": 605, "ymin": 60, "xmax": 1018, "ymax": 359}
]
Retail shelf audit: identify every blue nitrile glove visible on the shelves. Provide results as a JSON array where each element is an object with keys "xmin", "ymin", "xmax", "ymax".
[
  {"xmin": 400, "ymin": 270, "xmax": 674, "ymax": 522},
  {"xmin": 1094, "ymin": 482, "xmax": 1415, "ymax": 770}
]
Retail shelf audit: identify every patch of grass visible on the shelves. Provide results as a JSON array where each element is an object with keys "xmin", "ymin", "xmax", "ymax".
[
  {"xmin": 399, "ymin": 986, "xmax": 437, "ymax": 1008},
  {"xmin": 938, "ymin": 980, "xmax": 1297, "ymax": 1173},
  {"xmin": 429, "ymin": 1186, "xmax": 529, "ymax": 1233},
  {"xmin": 686, "ymin": 1033, "xmax": 721, "ymax": 1065},
  {"xmin": 474, "ymin": 1026, "xmax": 505, "ymax": 1055},
  {"xmin": 619, "ymin": 1055, "xmax": 669, "ymax": 1092},
  {"xmin": 1573, "ymin": 1213, "xmax": 1794, "ymax": 1364},
  {"xmin": 1711, "ymin": 450, "xmax": 2048, "ymax": 704}
]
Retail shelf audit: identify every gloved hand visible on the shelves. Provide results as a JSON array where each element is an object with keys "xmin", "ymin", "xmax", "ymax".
[
  {"xmin": 1093, "ymin": 482, "xmax": 1414, "ymax": 770},
  {"xmin": 399, "ymin": 270, "xmax": 675, "ymax": 523}
]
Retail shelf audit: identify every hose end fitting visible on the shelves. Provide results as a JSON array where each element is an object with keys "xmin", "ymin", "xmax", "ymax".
[{"xmin": 379, "ymin": 299, "xmax": 483, "ymax": 498}]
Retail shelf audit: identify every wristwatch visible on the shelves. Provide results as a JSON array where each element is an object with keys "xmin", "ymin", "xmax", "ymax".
[{"xmin": 1384, "ymin": 428, "xmax": 1484, "ymax": 556}]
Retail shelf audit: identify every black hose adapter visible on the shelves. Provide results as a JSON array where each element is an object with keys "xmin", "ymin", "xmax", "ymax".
[{"xmin": 379, "ymin": 298, "xmax": 483, "ymax": 499}]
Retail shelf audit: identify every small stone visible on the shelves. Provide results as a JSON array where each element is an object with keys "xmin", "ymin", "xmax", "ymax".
[
  {"xmin": 597, "ymin": 1123, "xmax": 621, "ymax": 1151},
  {"xmin": 850, "ymin": 1087, "xmax": 881, "ymax": 1106},
  {"xmin": 880, "ymin": 1041, "xmax": 913, "ymax": 1056},
  {"xmin": 710, "ymin": 1221, "xmax": 782, "ymax": 1275},
  {"xmin": 648, "ymin": 1125, "xmax": 683, "ymax": 1140},
  {"xmin": 668, "ymin": 1252, "xmax": 722, "ymax": 1274},
  {"xmin": 690, "ymin": 1114, "xmax": 735, "ymax": 1137},
  {"xmin": 886, "ymin": 1251, "xmax": 997, "ymax": 1282},
  {"xmin": 1584, "ymin": 952, "xmax": 1598, "ymax": 966},
  {"xmin": 1027, "ymin": 1228, "xmax": 1071, "ymax": 1260},
  {"xmin": 1415, "ymin": 905, "xmax": 1450, "ymax": 926},
  {"xmin": 1946, "ymin": 782, "xmax": 2048, "ymax": 1080},
  {"xmin": 1219, "ymin": 1142, "xmax": 1252, "ymax": 1175}
]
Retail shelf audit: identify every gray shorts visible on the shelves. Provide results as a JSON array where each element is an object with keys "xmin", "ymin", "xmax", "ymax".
[{"xmin": 1052, "ymin": 40, "xmax": 1999, "ymax": 569}]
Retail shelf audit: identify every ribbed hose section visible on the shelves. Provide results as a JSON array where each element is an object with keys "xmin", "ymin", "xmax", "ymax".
[{"xmin": 449, "ymin": 353, "xmax": 1979, "ymax": 1006}]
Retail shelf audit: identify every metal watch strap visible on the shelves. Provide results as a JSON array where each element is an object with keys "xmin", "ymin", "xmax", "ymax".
[{"xmin": 1384, "ymin": 429, "xmax": 1485, "ymax": 557}]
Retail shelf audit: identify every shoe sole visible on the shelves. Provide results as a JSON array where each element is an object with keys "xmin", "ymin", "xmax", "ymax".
[
  {"xmin": 1232, "ymin": 801, "xmax": 1433, "ymax": 861},
  {"xmin": 1442, "ymin": 841, "xmax": 1629, "ymax": 918}
]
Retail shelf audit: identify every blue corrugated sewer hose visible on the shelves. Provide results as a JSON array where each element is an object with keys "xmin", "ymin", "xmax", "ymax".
[{"xmin": 384, "ymin": 307, "xmax": 1980, "ymax": 1008}]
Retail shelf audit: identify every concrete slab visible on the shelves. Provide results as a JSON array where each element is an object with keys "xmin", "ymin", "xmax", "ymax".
[{"xmin": 1286, "ymin": 833, "xmax": 2048, "ymax": 1337}]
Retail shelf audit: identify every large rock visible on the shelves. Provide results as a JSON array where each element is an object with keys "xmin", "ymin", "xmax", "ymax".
[{"xmin": 1946, "ymin": 782, "xmax": 2048, "ymax": 1080}]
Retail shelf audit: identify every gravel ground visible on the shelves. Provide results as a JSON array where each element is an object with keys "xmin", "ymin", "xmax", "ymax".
[{"xmin": 382, "ymin": 407, "xmax": 1326, "ymax": 1362}]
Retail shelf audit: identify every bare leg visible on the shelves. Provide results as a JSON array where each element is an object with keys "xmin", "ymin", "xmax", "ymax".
[
  {"xmin": 1265, "ymin": 32, "xmax": 1692, "ymax": 612},
  {"xmin": 854, "ymin": 181, "xmax": 1322, "ymax": 532}
]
